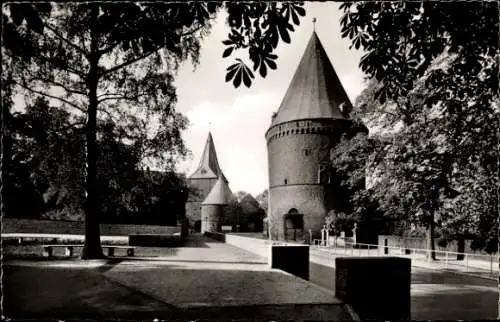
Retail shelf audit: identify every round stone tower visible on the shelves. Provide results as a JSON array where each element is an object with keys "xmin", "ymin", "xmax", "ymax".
[
  {"xmin": 266, "ymin": 31, "xmax": 364, "ymax": 241},
  {"xmin": 201, "ymin": 176, "xmax": 232, "ymax": 233}
]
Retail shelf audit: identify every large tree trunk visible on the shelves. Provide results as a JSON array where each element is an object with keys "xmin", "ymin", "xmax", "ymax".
[
  {"xmin": 425, "ymin": 214, "xmax": 436, "ymax": 261},
  {"xmin": 81, "ymin": 5, "xmax": 104, "ymax": 259}
]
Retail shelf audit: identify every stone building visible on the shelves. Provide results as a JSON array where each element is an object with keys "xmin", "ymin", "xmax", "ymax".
[
  {"xmin": 266, "ymin": 31, "xmax": 367, "ymax": 241},
  {"xmin": 201, "ymin": 176, "xmax": 232, "ymax": 233},
  {"xmin": 185, "ymin": 132, "xmax": 229, "ymax": 232}
]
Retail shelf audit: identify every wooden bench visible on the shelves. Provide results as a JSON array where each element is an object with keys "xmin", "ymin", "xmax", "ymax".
[
  {"xmin": 102, "ymin": 245, "xmax": 135, "ymax": 257},
  {"xmin": 42, "ymin": 245, "xmax": 135, "ymax": 257},
  {"xmin": 43, "ymin": 244, "xmax": 82, "ymax": 257}
]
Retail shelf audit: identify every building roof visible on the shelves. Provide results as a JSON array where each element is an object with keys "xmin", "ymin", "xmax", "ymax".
[
  {"xmin": 271, "ymin": 31, "xmax": 352, "ymax": 127},
  {"xmin": 202, "ymin": 177, "xmax": 233, "ymax": 205},
  {"xmin": 188, "ymin": 132, "xmax": 227, "ymax": 182}
]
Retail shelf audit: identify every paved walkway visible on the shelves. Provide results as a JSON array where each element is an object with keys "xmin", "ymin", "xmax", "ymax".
[{"xmin": 3, "ymin": 234, "xmax": 352, "ymax": 321}]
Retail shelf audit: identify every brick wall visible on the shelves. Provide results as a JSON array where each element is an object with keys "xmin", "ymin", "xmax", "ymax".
[
  {"xmin": 269, "ymin": 185, "xmax": 330, "ymax": 240},
  {"xmin": 266, "ymin": 119, "xmax": 352, "ymax": 241},
  {"xmin": 3, "ymin": 218, "xmax": 180, "ymax": 235}
]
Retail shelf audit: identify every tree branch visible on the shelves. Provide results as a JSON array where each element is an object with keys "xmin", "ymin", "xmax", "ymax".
[
  {"xmin": 54, "ymin": 120, "xmax": 86, "ymax": 133},
  {"xmin": 98, "ymin": 39, "xmax": 122, "ymax": 56},
  {"xmin": 28, "ymin": 77, "xmax": 88, "ymax": 97},
  {"xmin": 44, "ymin": 23, "xmax": 89, "ymax": 59},
  {"xmin": 180, "ymin": 23, "xmax": 206, "ymax": 37},
  {"xmin": 36, "ymin": 53, "xmax": 88, "ymax": 79},
  {"xmin": 101, "ymin": 49, "xmax": 160, "ymax": 78},
  {"xmin": 97, "ymin": 93, "xmax": 139, "ymax": 104},
  {"xmin": 14, "ymin": 80, "xmax": 86, "ymax": 113},
  {"xmin": 97, "ymin": 108, "xmax": 121, "ymax": 124},
  {"xmin": 98, "ymin": 23, "xmax": 208, "ymax": 77}
]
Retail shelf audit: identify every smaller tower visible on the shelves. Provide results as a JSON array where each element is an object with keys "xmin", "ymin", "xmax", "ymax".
[
  {"xmin": 185, "ymin": 132, "xmax": 228, "ymax": 231},
  {"xmin": 201, "ymin": 177, "xmax": 232, "ymax": 233}
]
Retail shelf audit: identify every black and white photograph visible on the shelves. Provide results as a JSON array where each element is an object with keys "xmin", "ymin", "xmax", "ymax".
[{"xmin": 1, "ymin": 1, "xmax": 499, "ymax": 321}]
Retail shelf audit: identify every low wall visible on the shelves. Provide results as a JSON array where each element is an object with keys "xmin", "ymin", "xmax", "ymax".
[
  {"xmin": 226, "ymin": 233, "xmax": 273, "ymax": 258},
  {"xmin": 3, "ymin": 218, "xmax": 180, "ymax": 236},
  {"xmin": 377, "ymin": 235, "xmax": 487, "ymax": 254},
  {"xmin": 204, "ymin": 232, "xmax": 273, "ymax": 258}
]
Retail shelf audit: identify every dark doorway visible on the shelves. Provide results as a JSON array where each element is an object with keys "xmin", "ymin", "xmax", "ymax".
[
  {"xmin": 194, "ymin": 220, "xmax": 201, "ymax": 232},
  {"xmin": 284, "ymin": 210, "xmax": 304, "ymax": 241}
]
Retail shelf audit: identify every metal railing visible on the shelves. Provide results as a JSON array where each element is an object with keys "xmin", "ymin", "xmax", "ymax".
[{"xmin": 312, "ymin": 239, "xmax": 499, "ymax": 275}]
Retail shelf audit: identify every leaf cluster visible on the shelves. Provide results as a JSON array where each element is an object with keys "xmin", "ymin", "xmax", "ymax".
[{"xmin": 222, "ymin": 2, "xmax": 305, "ymax": 88}]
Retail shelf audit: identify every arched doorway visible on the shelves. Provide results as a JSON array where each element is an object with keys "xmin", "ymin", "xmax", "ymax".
[
  {"xmin": 194, "ymin": 220, "xmax": 201, "ymax": 232},
  {"xmin": 284, "ymin": 208, "xmax": 304, "ymax": 241}
]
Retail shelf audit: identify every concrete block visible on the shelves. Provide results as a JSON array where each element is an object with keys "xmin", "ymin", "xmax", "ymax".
[
  {"xmin": 335, "ymin": 256, "xmax": 411, "ymax": 321},
  {"xmin": 269, "ymin": 245, "xmax": 309, "ymax": 280}
]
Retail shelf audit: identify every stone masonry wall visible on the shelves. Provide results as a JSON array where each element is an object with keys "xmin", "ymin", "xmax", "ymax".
[
  {"xmin": 266, "ymin": 119, "xmax": 351, "ymax": 240},
  {"xmin": 185, "ymin": 177, "xmax": 218, "ymax": 227},
  {"xmin": 201, "ymin": 204, "xmax": 224, "ymax": 233}
]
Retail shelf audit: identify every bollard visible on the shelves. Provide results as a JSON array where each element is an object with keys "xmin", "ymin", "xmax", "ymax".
[
  {"xmin": 335, "ymin": 257, "xmax": 411, "ymax": 321},
  {"xmin": 269, "ymin": 244, "xmax": 309, "ymax": 280}
]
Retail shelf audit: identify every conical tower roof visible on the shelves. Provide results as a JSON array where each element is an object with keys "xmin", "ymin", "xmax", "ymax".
[
  {"xmin": 271, "ymin": 31, "xmax": 352, "ymax": 126},
  {"xmin": 189, "ymin": 132, "xmax": 227, "ymax": 182},
  {"xmin": 202, "ymin": 177, "xmax": 233, "ymax": 205}
]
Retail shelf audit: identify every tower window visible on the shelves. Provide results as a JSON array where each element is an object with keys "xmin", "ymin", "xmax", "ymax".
[
  {"xmin": 284, "ymin": 178, "xmax": 288, "ymax": 185},
  {"xmin": 304, "ymin": 149, "xmax": 310, "ymax": 156},
  {"xmin": 317, "ymin": 165, "xmax": 331, "ymax": 184}
]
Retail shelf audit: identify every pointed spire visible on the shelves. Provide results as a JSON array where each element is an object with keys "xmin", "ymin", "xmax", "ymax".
[
  {"xmin": 202, "ymin": 177, "xmax": 232, "ymax": 205},
  {"xmin": 271, "ymin": 31, "xmax": 352, "ymax": 126},
  {"xmin": 189, "ymin": 132, "xmax": 227, "ymax": 182}
]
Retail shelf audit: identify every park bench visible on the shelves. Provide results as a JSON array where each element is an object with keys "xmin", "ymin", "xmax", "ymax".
[
  {"xmin": 102, "ymin": 245, "xmax": 135, "ymax": 257},
  {"xmin": 42, "ymin": 244, "xmax": 135, "ymax": 257},
  {"xmin": 42, "ymin": 244, "xmax": 82, "ymax": 257}
]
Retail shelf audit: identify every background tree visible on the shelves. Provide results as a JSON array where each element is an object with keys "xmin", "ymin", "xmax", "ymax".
[
  {"xmin": 338, "ymin": 2, "xmax": 498, "ymax": 261},
  {"xmin": 5, "ymin": 97, "xmax": 186, "ymax": 226},
  {"xmin": 255, "ymin": 189, "xmax": 269, "ymax": 214},
  {"xmin": 330, "ymin": 132, "xmax": 384, "ymax": 244}
]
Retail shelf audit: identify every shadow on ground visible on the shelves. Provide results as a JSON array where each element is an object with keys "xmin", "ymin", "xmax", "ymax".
[
  {"xmin": 3, "ymin": 260, "xmax": 350, "ymax": 321},
  {"xmin": 3, "ymin": 265, "xmax": 179, "ymax": 320}
]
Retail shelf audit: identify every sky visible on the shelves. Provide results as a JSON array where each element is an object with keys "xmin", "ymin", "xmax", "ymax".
[{"xmin": 175, "ymin": 2, "xmax": 367, "ymax": 196}]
